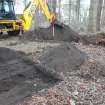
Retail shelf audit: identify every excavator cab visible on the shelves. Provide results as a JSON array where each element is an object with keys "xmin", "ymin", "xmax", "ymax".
[
  {"xmin": 0, "ymin": 0, "xmax": 21, "ymax": 35},
  {"xmin": 0, "ymin": 0, "xmax": 16, "ymax": 20}
]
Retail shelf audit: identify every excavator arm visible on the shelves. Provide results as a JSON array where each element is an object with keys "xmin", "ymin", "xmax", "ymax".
[
  {"xmin": 21, "ymin": 0, "xmax": 56, "ymax": 31},
  {"xmin": 38, "ymin": 0, "xmax": 56, "ymax": 24}
]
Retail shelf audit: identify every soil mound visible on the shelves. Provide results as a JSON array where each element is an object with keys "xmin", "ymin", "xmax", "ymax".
[
  {"xmin": 80, "ymin": 32, "xmax": 105, "ymax": 45},
  {"xmin": 38, "ymin": 43, "xmax": 87, "ymax": 75},
  {"xmin": 0, "ymin": 47, "xmax": 60, "ymax": 80},
  {"xmin": 22, "ymin": 24, "xmax": 80, "ymax": 42}
]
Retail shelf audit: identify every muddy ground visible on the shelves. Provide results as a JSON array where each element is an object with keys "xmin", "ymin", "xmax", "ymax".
[{"xmin": 0, "ymin": 32, "xmax": 105, "ymax": 105}]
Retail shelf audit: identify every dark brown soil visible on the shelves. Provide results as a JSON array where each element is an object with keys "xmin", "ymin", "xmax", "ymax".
[
  {"xmin": 39, "ymin": 43, "xmax": 87, "ymax": 75},
  {"xmin": 21, "ymin": 24, "xmax": 80, "ymax": 42},
  {"xmin": 0, "ymin": 37, "xmax": 88, "ymax": 105},
  {"xmin": 0, "ymin": 47, "xmax": 58, "ymax": 105},
  {"xmin": 80, "ymin": 32, "xmax": 105, "ymax": 45}
]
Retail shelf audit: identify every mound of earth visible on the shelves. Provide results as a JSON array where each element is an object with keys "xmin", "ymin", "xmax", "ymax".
[
  {"xmin": 21, "ymin": 24, "xmax": 80, "ymax": 42},
  {"xmin": 80, "ymin": 32, "xmax": 105, "ymax": 45},
  {"xmin": 38, "ymin": 43, "xmax": 87, "ymax": 76}
]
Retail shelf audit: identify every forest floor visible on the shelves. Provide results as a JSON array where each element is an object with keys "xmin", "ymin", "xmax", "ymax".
[
  {"xmin": 0, "ymin": 31, "xmax": 105, "ymax": 105},
  {"xmin": 20, "ymin": 42, "xmax": 105, "ymax": 105}
]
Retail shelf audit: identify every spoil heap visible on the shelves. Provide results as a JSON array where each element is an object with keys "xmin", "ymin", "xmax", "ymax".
[
  {"xmin": 22, "ymin": 24, "xmax": 80, "ymax": 42},
  {"xmin": 38, "ymin": 43, "xmax": 87, "ymax": 77}
]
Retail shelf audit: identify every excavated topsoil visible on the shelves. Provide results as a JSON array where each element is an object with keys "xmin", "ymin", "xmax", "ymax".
[
  {"xmin": 80, "ymin": 32, "xmax": 105, "ymax": 45},
  {"xmin": 0, "ymin": 47, "xmax": 58, "ymax": 105},
  {"xmin": 38, "ymin": 43, "xmax": 87, "ymax": 75},
  {"xmin": 0, "ymin": 41, "xmax": 87, "ymax": 105},
  {"xmin": 19, "ymin": 41, "xmax": 105, "ymax": 105},
  {"xmin": 21, "ymin": 24, "xmax": 80, "ymax": 42}
]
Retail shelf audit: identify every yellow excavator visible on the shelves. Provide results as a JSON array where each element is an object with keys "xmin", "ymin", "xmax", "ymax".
[{"xmin": 0, "ymin": 0, "xmax": 56, "ymax": 35}]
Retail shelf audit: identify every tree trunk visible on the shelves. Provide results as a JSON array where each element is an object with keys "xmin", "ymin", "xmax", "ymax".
[
  {"xmin": 88, "ymin": 0, "xmax": 97, "ymax": 32},
  {"xmin": 51, "ymin": 0, "xmax": 57, "ymax": 12},
  {"xmin": 58, "ymin": 0, "xmax": 61, "ymax": 21},
  {"xmin": 96, "ymin": 0, "xmax": 103, "ymax": 31},
  {"xmin": 88, "ymin": 0, "xmax": 103, "ymax": 32},
  {"xmin": 76, "ymin": 0, "xmax": 80, "ymax": 24},
  {"xmin": 101, "ymin": 0, "xmax": 105, "ymax": 27},
  {"xmin": 69, "ymin": 0, "xmax": 71, "ymax": 24}
]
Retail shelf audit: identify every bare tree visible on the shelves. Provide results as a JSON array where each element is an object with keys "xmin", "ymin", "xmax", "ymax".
[
  {"xmin": 88, "ymin": 0, "xmax": 97, "ymax": 32},
  {"xmin": 57, "ymin": 0, "xmax": 61, "ymax": 21},
  {"xmin": 96, "ymin": 0, "xmax": 103, "ymax": 31},
  {"xmin": 101, "ymin": 0, "xmax": 105, "ymax": 27},
  {"xmin": 76, "ymin": 0, "xmax": 80, "ymax": 24},
  {"xmin": 88, "ymin": 0, "xmax": 103, "ymax": 32},
  {"xmin": 69, "ymin": 0, "xmax": 71, "ymax": 24},
  {"xmin": 52, "ymin": 0, "xmax": 57, "ymax": 12}
]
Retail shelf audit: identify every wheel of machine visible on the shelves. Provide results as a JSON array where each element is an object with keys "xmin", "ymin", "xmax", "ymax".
[
  {"xmin": 0, "ymin": 32, "xmax": 3, "ymax": 38},
  {"xmin": 7, "ymin": 30, "xmax": 20, "ymax": 36},
  {"xmin": 0, "ymin": 32, "xmax": 3, "ymax": 36}
]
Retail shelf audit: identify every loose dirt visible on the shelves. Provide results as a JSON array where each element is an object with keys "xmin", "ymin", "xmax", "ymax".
[
  {"xmin": 80, "ymin": 32, "xmax": 105, "ymax": 45},
  {"xmin": 1, "ymin": 30, "xmax": 105, "ymax": 105},
  {"xmin": 39, "ymin": 43, "xmax": 87, "ymax": 75},
  {"xmin": 19, "ymin": 42, "xmax": 105, "ymax": 105},
  {"xmin": 21, "ymin": 24, "xmax": 80, "ymax": 42},
  {"xmin": 0, "ymin": 36, "xmax": 86, "ymax": 105},
  {"xmin": 0, "ymin": 47, "xmax": 58, "ymax": 105}
]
